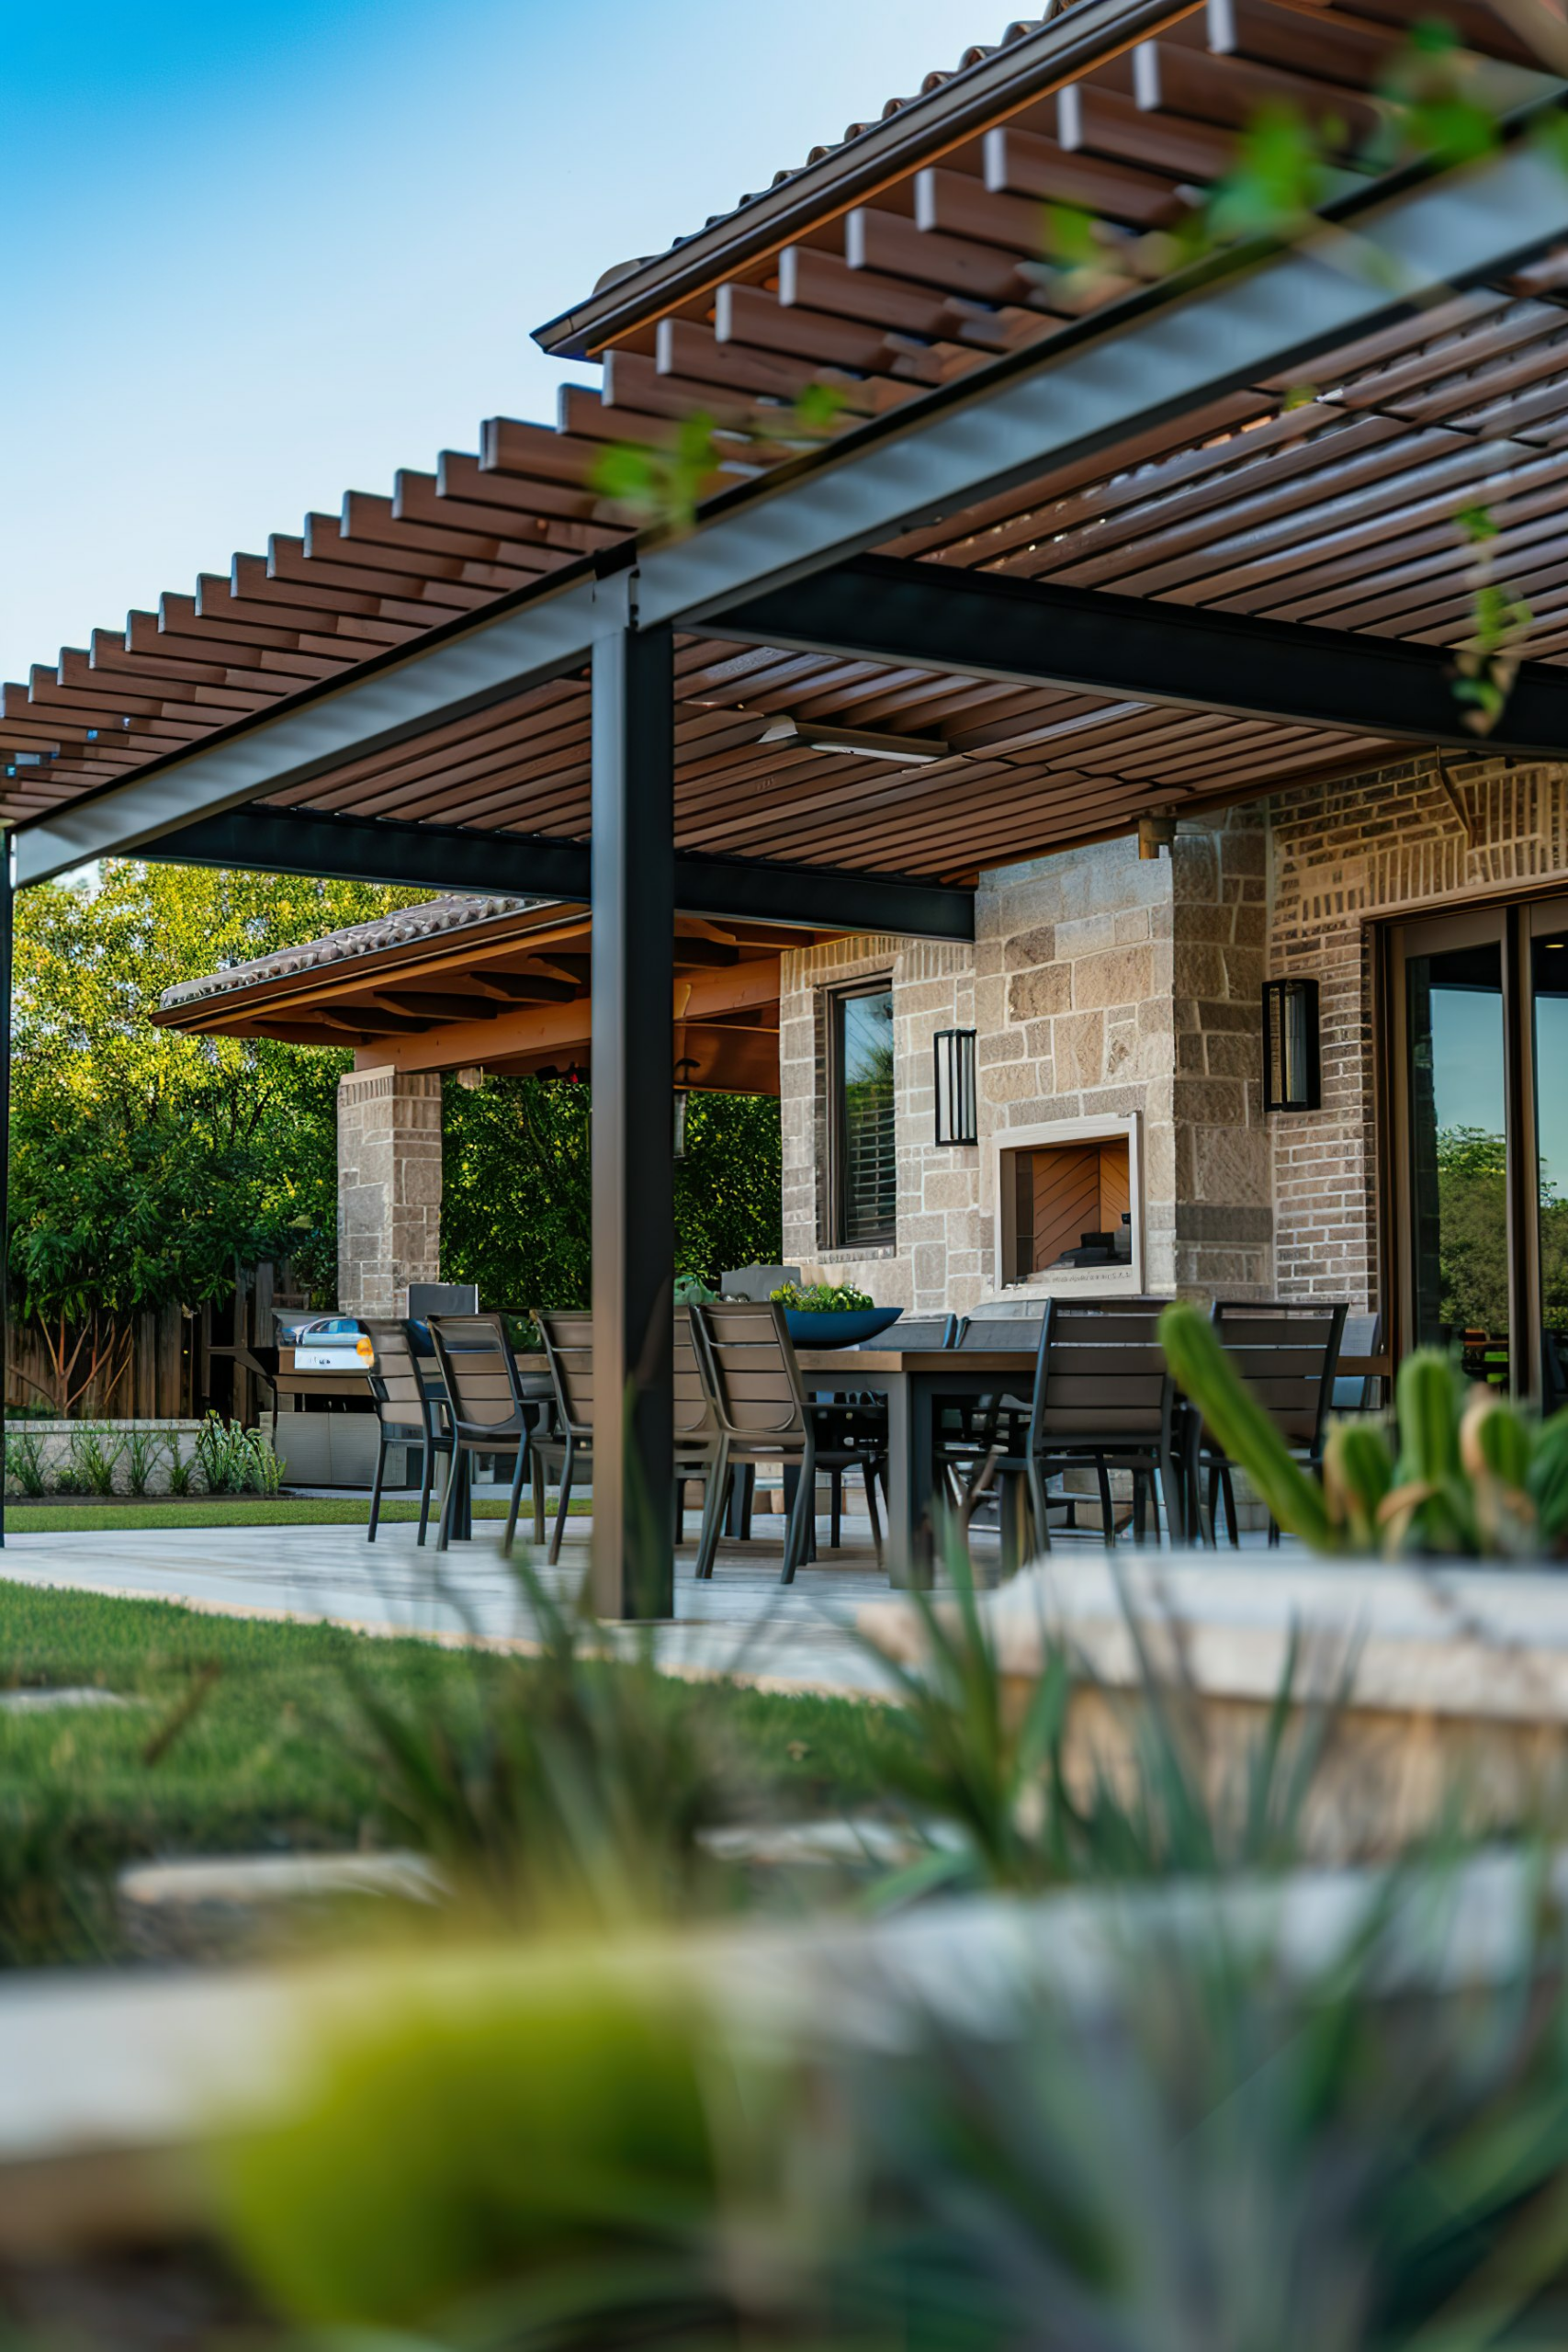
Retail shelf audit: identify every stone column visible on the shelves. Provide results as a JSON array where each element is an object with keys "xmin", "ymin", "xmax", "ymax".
[
  {"xmin": 336, "ymin": 1067, "xmax": 443, "ymax": 1317},
  {"xmin": 1167, "ymin": 810, "xmax": 1272, "ymax": 1296}
]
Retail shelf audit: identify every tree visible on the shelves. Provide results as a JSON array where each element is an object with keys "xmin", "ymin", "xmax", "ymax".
[
  {"xmin": 441, "ymin": 1077, "xmax": 782, "ymax": 1309},
  {"xmin": 10, "ymin": 863, "xmax": 786, "ymax": 1408},
  {"xmin": 11, "ymin": 863, "xmax": 429, "ymax": 1409}
]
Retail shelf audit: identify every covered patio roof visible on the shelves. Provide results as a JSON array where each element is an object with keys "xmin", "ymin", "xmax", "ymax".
[
  {"xmin": 8, "ymin": 0, "xmax": 1568, "ymax": 1612},
  {"xmin": 154, "ymin": 896, "xmax": 807, "ymax": 1095}
]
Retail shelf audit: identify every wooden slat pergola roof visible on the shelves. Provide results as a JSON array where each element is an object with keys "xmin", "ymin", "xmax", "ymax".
[{"xmin": 10, "ymin": 0, "xmax": 1568, "ymax": 907}]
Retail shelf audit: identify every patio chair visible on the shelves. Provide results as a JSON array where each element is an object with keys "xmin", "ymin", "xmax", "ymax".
[
  {"xmin": 807, "ymin": 1315, "xmax": 956, "ymax": 1551},
  {"xmin": 674, "ymin": 1308, "xmax": 728, "ymax": 1545},
  {"xmin": 687, "ymin": 1301, "xmax": 888, "ymax": 1583},
  {"xmin": 989, "ymin": 1298, "xmax": 1191, "ymax": 1568},
  {"xmin": 532, "ymin": 1309, "xmax": 724, "ymax": 1565},
  {"xmin": 1331, "ymin": 1310, "xmax": 1383, "ymax": 1413},
  {"xmin": 361, "ymin": 1317, "xmax": 453, "ymax": 1547},
  {"xmin": 936, "ymin": 1313, "xmax": 1045, "ymax": 1507},
  {"xmin": 1201, "ymin": 1300, "xmax": 1348, "ymax": 1547},
  {"xmin": 531, "ymin": 1311, "xmax": 595, "ymax": 1565},
  {"xmin": 424, "ymin": 1313, "xmax": 536, "ymax": 1555}
]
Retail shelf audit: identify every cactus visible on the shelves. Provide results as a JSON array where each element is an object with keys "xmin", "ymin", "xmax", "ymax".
[
  {"xmin": 1159, "ymin": 1308, "xmax": 1567, "ymax": 1563},
  {"xmin": 1157, "ymin": 1305, "xmax": 1335, "ymax": 1550},
  {"xmin": 1322, "ymin": 1419, "xmax": 1392, "ymax": 1553},
  {"xmin": 1529, "ymin": 1411, "xmax": 1568, "ymax": 1544}
]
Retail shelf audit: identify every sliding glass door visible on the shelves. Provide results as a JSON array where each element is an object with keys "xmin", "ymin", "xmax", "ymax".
[{"xmin": 1390, "ymin": 897, "xmax": 1568, "ymax": 1396}]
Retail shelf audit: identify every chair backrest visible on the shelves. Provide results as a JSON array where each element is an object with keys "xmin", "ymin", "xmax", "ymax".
[
  {"xmin": 1029, "ymin": 1298, "xmax": 1175, "ymax": 1444},
  {"xmin": 427, "ymin": 1312, "xmax": 528, "ymax": 1441},
  {"xmin": 688, "ymin": 1301, "xmax": 806, "ymax": 1446},
  {"xmin": 954, "ymin": 1315, "xmax": 1044, "ymax": 1351},
  {"xmin": 362, "ymin": 1319, "xmax": 433, "ymax": 1435},
  {"xmin": 855, "ymin": 1314, "xmax": 956, "ymax": 1351},
  {"xmin": 1331, "ymin": 1309, "xmax": 1383, "ymax": 1412},
  {"xmin": 408, "ymin": 1281, "xmax": 479, "ymax": 1320},
  {"xmin": 1210, "ymin": 1300, "xmax": 1348, "ymax": 1450},
  {"xmin": 673, "ymin": 1309, "xmax": 714, "ymax": 1442},
  {"xmin": 533, "ymin": 1310, "xmax": 595, "ymax": 1438}
]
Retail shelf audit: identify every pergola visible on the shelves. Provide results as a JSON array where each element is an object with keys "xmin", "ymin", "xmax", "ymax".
[{"xmin": 9, "ymin": 0, "xmax": 1568, "ymax": 1611}]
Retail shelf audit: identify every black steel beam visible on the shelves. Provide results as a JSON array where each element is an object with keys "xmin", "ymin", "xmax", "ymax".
[
  {"xmin": 721, "ymin": 553, "xmax": 1568, "ymax": 759},
  {"xmin": 591, "ymin": 627, "xmax": 675, "ymax": 1622},
  {"xmin": 143, "ymin": 807, "xmax": 976, "ymax": 942},
  {"xmin": 154, "ymin": 807, "xmax": 591, "ymax": 901}
]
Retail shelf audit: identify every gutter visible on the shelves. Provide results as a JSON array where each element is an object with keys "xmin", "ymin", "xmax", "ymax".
[{"xmin": 532, "ymin": 0, "xmax": 1201, "ymax": 360}]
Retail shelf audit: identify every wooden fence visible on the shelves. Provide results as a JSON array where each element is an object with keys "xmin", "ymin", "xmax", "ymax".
[{"xmin": 5, "ymin": 1260, "xmax": 310, "ymax": 1423}]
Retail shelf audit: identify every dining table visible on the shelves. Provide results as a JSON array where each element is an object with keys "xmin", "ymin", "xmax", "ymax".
[
  {"xmin": 795, "ymin": 1345, "xmax": 1037, "ymax": 1587},
  {"xmin": 795, "ymin": 1343, "xmax": 1392, "ymax": 1583}
]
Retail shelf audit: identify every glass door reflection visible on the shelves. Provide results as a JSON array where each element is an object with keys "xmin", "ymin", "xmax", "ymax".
[
  {"xmin": 1405, "ymin": 933, "xmax": 1509, "ymax": 1382},
  {"xmin": 1533, "ymin": 923, "xmax": 1568, "ymax": 1405}
]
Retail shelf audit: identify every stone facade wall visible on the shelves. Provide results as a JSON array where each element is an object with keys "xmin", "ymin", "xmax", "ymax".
[
  {"xmin": 779, "ymin": 810, "xmax": 1270, "ymax": 1311},
  {"xmin": 779, "ymin": 934, "xmax": 979, "ymax": 1313},
  {"xmin": 336, "ymin": 1067, "xmax": 443, "ymax": 1317},
  {"xmin": 1268, "ymin": 752, "xmax": 1568, "ymax": 1312}
]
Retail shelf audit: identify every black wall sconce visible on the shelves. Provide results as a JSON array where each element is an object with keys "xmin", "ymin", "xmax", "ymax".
[
  {"xmin": 672, "ymin": 1055, "xmax": 700, "ymax": 1159},
  {"xmin": 933, "ymin": 1027, "xmax": 978, "ymax": 1146},
  {"xmin": 1262, "ymin": 978, "xmax": 1321, "ymax": 1113}
]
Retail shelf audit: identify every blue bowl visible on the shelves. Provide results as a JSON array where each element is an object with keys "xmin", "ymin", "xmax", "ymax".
[{"xmin": 783, "ymin": 1306, "xmax": 903, "ymax": 1349}]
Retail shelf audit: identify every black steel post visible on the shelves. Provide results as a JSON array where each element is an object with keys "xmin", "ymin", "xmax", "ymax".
[
  {"xmin": 0, "ymin": 846, "xmax": 13, "ymax": 1551},
  {"xmin": 590, "ymin": 622, "xmax": 675, "ymax": 1619}
]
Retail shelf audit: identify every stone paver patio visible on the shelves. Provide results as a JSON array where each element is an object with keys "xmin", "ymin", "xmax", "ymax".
[{"xmin": 0, "ymin": 1514, "xmax": 915, "ymax": 1697}]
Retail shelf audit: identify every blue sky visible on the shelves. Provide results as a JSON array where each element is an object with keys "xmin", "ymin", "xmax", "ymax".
[{"xmin": 3, "ymin": 0, "xmax": 1013, "ymax": 684}]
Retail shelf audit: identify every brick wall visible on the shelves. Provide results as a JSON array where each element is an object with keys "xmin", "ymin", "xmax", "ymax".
[
  {"xmin": 336, "ymin": 1066, "xmax": 443, "ymax": 1317},
  {"xmin": 1268, "ymin": 753, "xmax": 1568, "ymax": 1313}
]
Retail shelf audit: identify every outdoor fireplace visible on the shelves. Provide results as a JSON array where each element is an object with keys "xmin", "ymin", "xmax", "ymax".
[{"xmin": 993, "ymin": 1114, "xmax": 1145, "ymax": 1295}]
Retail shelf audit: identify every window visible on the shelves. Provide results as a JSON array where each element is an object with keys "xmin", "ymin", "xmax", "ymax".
[{"xmin": 831, "ymin": 987, "xmax": 896, "ymax": 1247}]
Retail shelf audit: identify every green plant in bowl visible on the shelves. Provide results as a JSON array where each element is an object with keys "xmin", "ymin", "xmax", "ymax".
[{"xmin": 769, "ymin": 1281, "xmax": 876, "ymax": 1312}]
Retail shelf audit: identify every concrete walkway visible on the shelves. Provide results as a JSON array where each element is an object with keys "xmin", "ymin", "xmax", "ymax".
[{"xmin": 0, "ymin": 1513, "xmax": 917, "ymax": 1697}]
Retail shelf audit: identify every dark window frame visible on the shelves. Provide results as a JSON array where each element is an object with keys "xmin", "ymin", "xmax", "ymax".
[{"xmin": 827, "ymin": 981, "xmax": 897, "ymax": 1250}]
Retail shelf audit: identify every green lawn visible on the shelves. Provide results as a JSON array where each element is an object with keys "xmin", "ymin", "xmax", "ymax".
[
  {"xmin": 3, "ymin": 1495, "xmax": 590, "ymax": 1533},
  {"xmin": 0, "ymin": 1582, "xmax": 909, "ymax": 1865}
]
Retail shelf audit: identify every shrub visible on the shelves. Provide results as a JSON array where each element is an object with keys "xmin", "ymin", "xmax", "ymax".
[
  {"xmin": 64, "ymin": 1423, "xmax": 126, "ymax": 1498},
  {"xmin": 123, "ymin": 1425, "xmax": 165, "ymax": 1498},
  {"xmin": 4, "ymin": 1428, "xmax": 51, "ymax": 1498},
  {"xmin": 193, "ymin": 1414, "xmax": 280, "ymax": 1498}
]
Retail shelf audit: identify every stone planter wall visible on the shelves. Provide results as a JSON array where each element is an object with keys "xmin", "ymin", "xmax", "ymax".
[{"xmin": 5, "ymin": 1420, "xmax": 212, "ymax": 1496}]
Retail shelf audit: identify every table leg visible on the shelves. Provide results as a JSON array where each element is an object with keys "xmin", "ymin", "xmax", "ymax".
[{"xmin": 883, "ymin": 1376, "xmax": 932, "ymax": 1589}]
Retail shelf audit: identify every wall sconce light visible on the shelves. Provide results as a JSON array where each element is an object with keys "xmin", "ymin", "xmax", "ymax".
[
  {"xmin": 1262, "ymin": 978, "xmax": 1321, "ymax": 1113},
  {"xmin": 672, "ymin": 1054, "xmax": 700, "ymax": 1159},
  {"xmin": 933, "ymin": 1028, "xmax": 978, "ymax": 1146}
]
